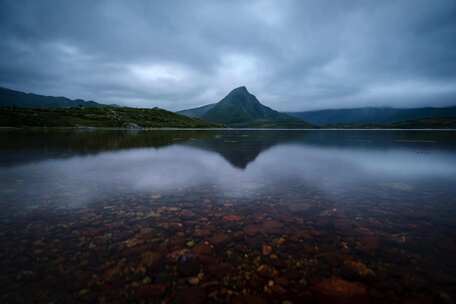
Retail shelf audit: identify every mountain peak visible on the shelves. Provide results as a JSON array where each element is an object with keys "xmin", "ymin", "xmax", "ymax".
[
  {"xmin": 229, "ymin": 86, "xmax": 249, "ymax": 95},
  {"xmin": 223, "ymin": 86, "xmax": 255, "ymax": 106}
]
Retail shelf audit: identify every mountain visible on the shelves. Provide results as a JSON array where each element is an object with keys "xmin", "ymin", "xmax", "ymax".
[
  {"xmin": 287, "ymin": 106, "xmax": 456, "ymax": 126},
  {"xmin": 0, "ymin": 86, "xmax": 105, "ymax": 108},
  {"xmin": 178, "ymin": 86, "xmax": 313, "ymax": 128}
]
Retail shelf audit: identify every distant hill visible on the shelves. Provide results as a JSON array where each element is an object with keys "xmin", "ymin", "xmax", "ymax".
[
  {"xmin": 0, "ymin": 86, "xmax": 220, "ymax": 128},
  {"xmin": 0, "ymin": 86, "xmax": 106, "ymax": 108},
  {"xmin": 288, "ymin": 106, "xmax": 456, "ymax": 126},
  {"xmin": 178, "ymin": 86, "xmax": 313, "ymax": 128},
  {"xmin": 0, "ymin": 106, "xmax": 220, "ymax": 128},
  {"xmin": 326, "ymin": 117, "xmax": 456, "ymax": 129}
]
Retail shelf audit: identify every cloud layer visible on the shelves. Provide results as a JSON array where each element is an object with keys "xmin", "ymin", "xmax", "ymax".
[{"xmin": 1, "ymin": 0, "xmax": 455, "ymax": 111}]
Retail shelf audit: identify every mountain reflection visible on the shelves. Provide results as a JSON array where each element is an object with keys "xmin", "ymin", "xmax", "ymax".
[
  {"xmin": 1, "ymin": 129, "xmax": 456, "ymax": 210},
  {"xmin": 1, "ymin": 129, "xmax": 456, "ymax": 169},
  {"xmin": 0, "ymin": 129, "xmax": 307, "ymax": 169}
]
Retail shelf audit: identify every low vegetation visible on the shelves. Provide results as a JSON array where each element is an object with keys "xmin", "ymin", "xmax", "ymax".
[{"xmin": 0, "ymin": 106, "xmax": 220, "ymax": 128}]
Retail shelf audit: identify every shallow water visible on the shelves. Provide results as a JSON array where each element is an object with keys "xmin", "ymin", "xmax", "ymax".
[{"xmin": 1, "ymin": 129, "xmax": 455, "ymax": 303}]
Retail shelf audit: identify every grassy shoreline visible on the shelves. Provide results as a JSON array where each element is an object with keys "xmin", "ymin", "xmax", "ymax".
[
  {"xmin": 1, "ymin": 107, "xmax": 455, "ymax": 130},
  {"xmin": 0, "ymin": 106, "xmax": 220, "ymax": 128}
]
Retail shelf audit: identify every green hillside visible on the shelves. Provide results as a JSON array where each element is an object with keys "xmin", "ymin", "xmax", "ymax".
[{"xmin": 0, "ymin": 106, "xmax": 220, "ymax": 128}]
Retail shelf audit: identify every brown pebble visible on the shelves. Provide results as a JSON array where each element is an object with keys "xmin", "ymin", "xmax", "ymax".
[{"xmin": 262, "ymin": 244, "xmax": 273, "ymax": 255}]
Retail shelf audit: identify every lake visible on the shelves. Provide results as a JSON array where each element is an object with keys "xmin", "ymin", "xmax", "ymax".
[{"xmin": 1, "ymin": 129, "xmax": 455, "ymax": 303}]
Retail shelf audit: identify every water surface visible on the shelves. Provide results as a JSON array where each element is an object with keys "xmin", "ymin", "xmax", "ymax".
[{"xmin": 1, "ymin": 129, "xmax": 455, "ymax": 303}]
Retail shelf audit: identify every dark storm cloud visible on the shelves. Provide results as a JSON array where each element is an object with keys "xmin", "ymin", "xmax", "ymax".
[{"xmin": 1, "ymin": 0, "xmax": 455, "ymax": 111}]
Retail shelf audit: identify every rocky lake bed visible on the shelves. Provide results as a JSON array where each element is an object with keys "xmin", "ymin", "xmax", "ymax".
[{"xmin": 0, "ymin": 130, "xmax": 455, "ymax": 303}]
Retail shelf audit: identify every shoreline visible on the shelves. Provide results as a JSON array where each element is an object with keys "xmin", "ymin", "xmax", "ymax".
[{"xmin": 1, "ymin": 126, "xmax": 456, "ymax": 131}]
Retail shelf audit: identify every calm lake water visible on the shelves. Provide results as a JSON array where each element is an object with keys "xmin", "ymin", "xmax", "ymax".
[{"xmin": 1, "ymin": 129, "xmax": 456, "ymax": 303}]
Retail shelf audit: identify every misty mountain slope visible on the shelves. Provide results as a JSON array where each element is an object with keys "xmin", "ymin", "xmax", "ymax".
[
  {"xmin": 178, "ymin": 103, "xmax": 216, "ymax": 118},
  {"xmin": 288, "ymin": 106, "xmax": 456, "ymax": 126},
  {"xmin": 0, "ymin": 86, "xmax": 105, "ymax": 108},
  {"xmin": 179, "ymin": 87, "xmax": 313, "ymax": 128}
]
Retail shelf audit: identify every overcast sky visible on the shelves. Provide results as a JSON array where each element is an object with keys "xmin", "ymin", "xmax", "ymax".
[{"xmin": 1, "ymin": 0, "xmax": 455, "ymax": 111}]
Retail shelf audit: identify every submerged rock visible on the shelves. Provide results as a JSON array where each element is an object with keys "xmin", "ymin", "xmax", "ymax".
[
  {"xmin": 261, "ymin": 244, "xmax": 273, "ymax": 256},
  {"xmin": 188, "ymin": 276, "xmax": 200, "ymax": 285},
  {"xmin": 244, "ymin": 224, "xmax": 262, "ymax": 236},
  {"xmin": 262, "ymin": 220, "xmax": 283, "ymax": 234},
  {"xmin": 342, "ymin": 260, "xmax": 376, "ymax": 279},
  {"xmin": 140, "ymin": 251, "xmax": 163, "ymax": 270},
  {"xmin": 312, "ymin": 277, "xmax": 369, "ymax": 304},
  {"xmin": 192, "ymin": 242, "xmax": 213, "ymax": 256},
  {"xmin": 177, "ymin": 256, "xmax": 201, "ymax": 277},
  {"xmin": 223, "ymin": 214, "xmax": 242, "ymax": 222},
  {"xmin": 356, "ymin": 228, "xmax": 380, "ymax": 253},
  {"xmin": 209, "ymin": 233, "xmax": 229, "ymax": 245},
  {"xmin": 193, "ymin": 228, "xmax": 211, "ymax": 237},
  {"xmin": 180, "ymin": 210, "xmax": 195, "ymax": 218},
  {"xmin": 243, "ymin": 220, "xmax": 283, "ymax": 236}
]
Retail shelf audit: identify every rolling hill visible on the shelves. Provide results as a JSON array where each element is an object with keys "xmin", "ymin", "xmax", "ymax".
[
  {"xmin": 287, "ymin": 106, "xmax": 456, "ymax": 126},
  {"xmin": 0, "ymin": 86, "xmax": 106, "ymax": 108},
  {"xmin": 0, "ymin": 86, "xmax": 219, "ymax": 128},
  {"xmin": 0, "ymin": 106, "xmax": 220, "ymax": 128}
]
